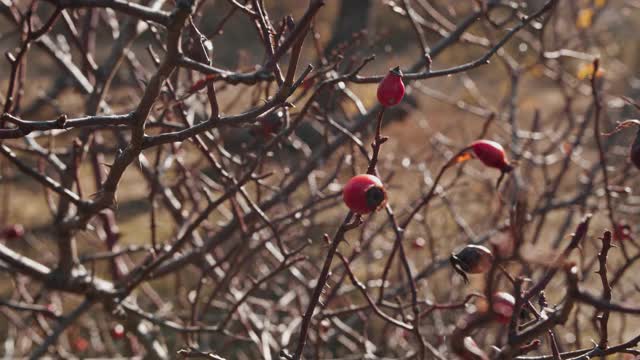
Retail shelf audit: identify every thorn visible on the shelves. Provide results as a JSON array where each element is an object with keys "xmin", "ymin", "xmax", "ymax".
[{"xmin": 56, "ymin": 114, "xmax": 67, "ymax": 128}]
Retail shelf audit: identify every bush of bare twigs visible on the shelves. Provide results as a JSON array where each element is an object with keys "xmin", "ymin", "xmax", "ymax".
[{"xmin": 1, "ymin": 0, "xmax": 640, "ymax": 359}]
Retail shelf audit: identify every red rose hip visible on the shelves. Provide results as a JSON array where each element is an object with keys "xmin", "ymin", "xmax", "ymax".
[
  {"xmin": 470, "ymin": 140, "xmax": 513, "ymax": 172},
  {"xmin": 492, "ymin": 292, "xmax": 515, "ymax": 324},
  {"xmin": 343, "ymin": 174, "xmax": 387, "ymax": 214},
  {"xmin": 111, "ymin": 323, "xmax": 126, "ymax": 340},
  {"xmin": 2, "ymin": 224, "xmax": 24, "ymax": 240},
  {"xmin": 377, "ymin": 67, "xmax": 405, "ymax": 107},
  {"xmin": 73, "ymin": 336, "xmax": 89, "ymax": 352}
]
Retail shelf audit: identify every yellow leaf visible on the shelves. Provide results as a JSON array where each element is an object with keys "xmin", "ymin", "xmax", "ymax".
[
  {"xmin": 595, "ymin": 0, "xmax": 606, "ymax": 8},
  {"xmin": 576, "ymin": 64, "xmax": 590, "ymax": 80},
  {"xmin": 576, "ymin": 8, "xmax": 593, "ymax": 29},
  {"xmin": 576, "ymin": 62, "xmax": 604, "ymax": 80},
  {"xmin": 530, "ymin": 64, "xmax": 545, "ymax": 78}
]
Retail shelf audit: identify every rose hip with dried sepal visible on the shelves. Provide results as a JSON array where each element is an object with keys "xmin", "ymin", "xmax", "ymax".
[
  {"xmin": 342, "ymin": 174, "xmax": 387, "ymax": 215},
  {"xmin": 377, "ymin": 66, "xmax": 405, "ymax": 107},
  {"xmin": 468, "ymin": 139, "xmax": 514, "ymax": 187},
  {"xmin": 470, "ymin": 140, "xmax": 513, "ymax": 173},
  {"xmin": 450, "ymin": 245, "xmax": 494, "ymax": 283}
]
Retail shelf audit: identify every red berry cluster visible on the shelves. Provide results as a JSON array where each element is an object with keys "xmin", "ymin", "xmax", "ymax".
[{"xmin": 343, "ymin": 67, "xmax": 520, "ymax": 326}]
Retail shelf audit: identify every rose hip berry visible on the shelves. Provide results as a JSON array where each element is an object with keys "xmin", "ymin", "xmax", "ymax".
[
  {"xmin": 613, "ymin": 222, "xmax": 634, "ymax": 242},
  {"xmin": 250, "ymin": 111, "xmax": 284, "ymax": 139},
  {"xmin": 470, "ymin": 140, "xmax": 513, "ymax": 173},
  {"xmin": 1, "ymin": 224, "xmax": 25, "ymax": 240},
  {"xmin": 111, "ymin": 323, "xmax": 126, "ymax": 340},
  {"xmin": 343, "ymin": 174, "xmax": 387, "ymax": 214},
  {"xmin": 377, "ymin": 66, "xmax": 405, "ymax": 107},
  {"xmin": 492, "ymin": 292, "xmax": 515, "ymax": 324},
  {"xmin": 450, "ymin": 244, "xmax": 494, "ymax": 283}
]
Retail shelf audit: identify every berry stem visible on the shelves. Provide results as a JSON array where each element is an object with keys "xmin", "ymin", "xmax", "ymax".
[{"xmin": 366, "ymin": 107, "xmax": 387, "ymax": 175}]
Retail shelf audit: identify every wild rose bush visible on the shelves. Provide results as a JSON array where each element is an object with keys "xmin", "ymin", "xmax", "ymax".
[{"xmin": 1, "ymin": 0, "xmax": 640, "ymax": 359}]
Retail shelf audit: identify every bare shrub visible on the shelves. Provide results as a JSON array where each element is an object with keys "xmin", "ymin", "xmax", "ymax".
[{"xmin": 1, "ymin": 0, "xmax": 639, "ymax": 359}]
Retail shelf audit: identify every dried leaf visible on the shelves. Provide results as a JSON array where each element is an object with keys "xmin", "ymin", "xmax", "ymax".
[
  {"xmin": 454, "ymin": 152, "xmax": 473, "ymax": 164},
  {"xmin": 576, "ymin": 8, "xmax": 594, "ymax": 29}
]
